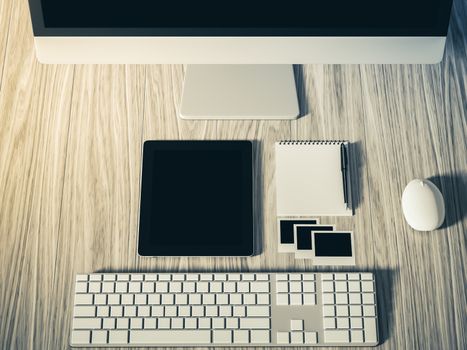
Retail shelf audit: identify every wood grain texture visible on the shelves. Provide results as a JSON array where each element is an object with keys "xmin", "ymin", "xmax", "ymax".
[{"xmin": 0, "ymin": 0, "xmax": 465, "ymax": 349}]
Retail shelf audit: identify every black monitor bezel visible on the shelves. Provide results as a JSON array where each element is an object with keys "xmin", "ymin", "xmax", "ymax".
[{"xmin": 28, "ymin": 0, "xmax": 453, "ymax": 37}]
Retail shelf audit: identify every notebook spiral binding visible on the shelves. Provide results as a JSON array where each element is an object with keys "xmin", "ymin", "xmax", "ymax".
[{"xmin": 278, "ymin": 140, "xmax": 347, "ymax": 145}]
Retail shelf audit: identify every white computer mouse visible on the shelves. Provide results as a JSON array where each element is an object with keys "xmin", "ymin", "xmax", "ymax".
[{"xmin": 402, "ymin": 179, "xmax": 445, "ymax": 231}]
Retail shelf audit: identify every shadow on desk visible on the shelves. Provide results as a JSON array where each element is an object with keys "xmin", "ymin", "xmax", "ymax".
[
  {"xmin": 428, "ymin": 173, "xmax": 467, "ymax": 229},
  {"xmin": 374, "ymin": 267, "xmax": 398, "ymax": 345}
]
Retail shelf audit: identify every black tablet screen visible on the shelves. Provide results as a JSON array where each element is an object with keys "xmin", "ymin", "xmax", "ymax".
[{"xmin": 138, "ymin": 141, "xmax": 253, "ymax": 256}]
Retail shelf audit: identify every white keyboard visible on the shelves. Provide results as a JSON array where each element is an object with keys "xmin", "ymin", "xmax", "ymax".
[{"xmin": 71, "ymin": 272, "xmax": 379, "ymax": 347}]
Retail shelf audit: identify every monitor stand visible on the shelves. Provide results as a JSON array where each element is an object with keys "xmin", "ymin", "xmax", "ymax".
[{"xmin": 180, "ymin": 65, "xmax": 299, "ymax": 120}]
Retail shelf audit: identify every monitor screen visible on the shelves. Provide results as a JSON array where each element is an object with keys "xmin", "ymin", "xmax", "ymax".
[{"xmin": 31, "ymin": 0, "xmax": 452, "ymax": 36}]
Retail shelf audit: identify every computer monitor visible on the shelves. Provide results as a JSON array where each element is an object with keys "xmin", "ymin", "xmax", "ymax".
[{"xmin": 28, "ymin": 0, "xmax": 453, "ymax": 119}]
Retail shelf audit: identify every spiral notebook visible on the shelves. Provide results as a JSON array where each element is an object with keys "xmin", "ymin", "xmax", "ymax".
[{"xmin": 275, "ymin": 140, "xmax": 353, "ymax": 216}]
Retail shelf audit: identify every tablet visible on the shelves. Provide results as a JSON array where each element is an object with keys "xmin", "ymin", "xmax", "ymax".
[{"xmin": 138, "ymin": 141, "xmax": 253, "ymax": 256}]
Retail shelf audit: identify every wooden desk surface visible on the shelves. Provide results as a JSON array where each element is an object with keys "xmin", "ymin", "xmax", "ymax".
[{"xmin": 0, "ymin": 0, "xmax": 466, "ymax": 349}]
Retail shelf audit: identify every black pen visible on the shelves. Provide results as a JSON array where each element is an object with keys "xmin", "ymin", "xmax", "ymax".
[{"xmin": 340, "ymin": 143, "xmax": 348, "ymax": 208}]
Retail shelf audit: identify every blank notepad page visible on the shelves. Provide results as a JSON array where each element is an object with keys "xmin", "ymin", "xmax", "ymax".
[{"xmin": 275, "ymin": 141, "xmax": 352, "ymax": 216}]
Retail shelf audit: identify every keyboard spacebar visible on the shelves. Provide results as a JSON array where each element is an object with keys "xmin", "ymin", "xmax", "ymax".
[{"xmin": 129, "ymin": 330, "xmax": 211, "ymax": 344}]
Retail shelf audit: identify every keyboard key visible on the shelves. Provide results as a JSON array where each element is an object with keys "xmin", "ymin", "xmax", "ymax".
[
  {"xmin": 350, "ymin": 305, "xmax": 362, "ymax": 317},
  {"xmin": 73, "ymin": 318, "xmax": 102, "ymax": 330},
  {"xmin": 277, "ymin": 331, "xmax": 289, "ymax": 344},
  {"xmin": 185, "ymin": 318, "xmax": 197, "ymax": 329},
  {"xmin": 103, "ymin": 318, "xmax": 116, "ymax": 329},
  {"xmin": 157, "ymin": 318, "xmax": 170, "ymax": 329},
  {"xmin": 76, "ymin": 275, "xmax": 88, "ymax": 282},
  {"xmin": 197, "ymin": 282, "xmax": 209, "ymax": 293},
  {"xmin": 364, "ymin": 318, "xmax": 378, "ymax": 343},
  {"xmin": 361, "ymin": 281, "xmax": 374, "ymax": 292},
  {"xmin": 130, "ymin": 318, "xmax": 143, "ymax": 329},
  {"xmin": 230, "ymin": 294, "xmax": 242, "ymax": 305},
  {"xmin": 97, "ymin": 306, "xmax": 110, "ymax": 317},
  {"xmin": 336, "ymin": 305, "xmax": 349, "ymax": 317},
  {"xmin": 276, "ymin": 274, "xmax": 288, "ymax": 281},
  {"xmin": 138, "ymin": 306, "xmax": 150, "ymax": 317},
  {"xmin": 351, "ymin": 330, "xmax": 364, "ymax": 343},
  {"xmin": 322, "ymin": 281, "xmax": 334, "ymax": 292},
  {"xmin": 237, "ymin": 282, "xmax": 249, "ymax": 292},
  {"xmin": 116, "ymin": 318, "xmax": 129, "ymax": 329},
  {"xmin": 323, "ymin": 317, "xmax": 336, "ymax": 329},
  {"xmin": 144, "ymin": 318, "xmax": 157, "ymax": 329},
  {"xmin": 289, "ymin": 274, "xmax": 302, "ymax": 281},
  {"xmin": 192, "ymin": 306, "xmax": 204, "ymax": 316},
  {"xmin": 212, "ymin": 318, "xmax": 225, "ymax": 329},
  {"xmin": 256, "ymin": 274, "xmax": 269, "ymax": 281},
  {"xmin": 198, "ymin": 318, "xmax": 211, "ymax": 329},
  {"xmin": 213, "ymin": 330, "xmax": 232, "ymax": 343},
  {"xmin": 323, "ymin": 305, "xmax": 335, "ymax": 317},
  {"xmin": 115, "ymin": 282, "xmax": 127, "ymax": 293},
  {"xmin": 175, "ymin": 294, "xmax": 188, "ymax": 305},
  {"xmin": 303, "ymin": 282, "xmax": 315, "ymax": 292},
  {"xmin": 337, "ymin": 318, "xmax": 349, "ymax": 329},
  {"xmin": 250, "ymin": 330, "xmax": 270, "ymax": 343},
  {"xmin": 110, "ymin": 306, "xmax": 123, "ymax": 317},
  {"xmin": 362, "ymin": 293, "xmax": 375, "ymax": 304},
  {"xmin": 240, "ymin": 318, "xmax": 270, "ymax": 329},
  {"xmin": 360, "ymin": 273, "xmax": 373, "ymax": 280},
  {"xmin": 322, "ymin": 293, "xmax": 334, "ymax": 304},
  {"xmin": 171, "ymin": 318, "xmax": 184, "ymax": 329},
  {"xmin": 88, "ymin": 282, "xmax": 101, "ymax": 293},
  {"xmin": 290, "ymin": 294, "xmax": 302, "ymax": 305},
  {"xmin": 251, "ymin": 282, "xmax": 269, "ymax": 292},
  {"xmin": 324, "ymin": 330, "xmax": 350, "ymax": 343},
  {"xmin": 129, "ymin": 330, "xmax": 211, "ymax": 344},
  {"xmin": 91, "ymin": 330, "xmax": 107, "ymax": 344},
  {"xmin": 291, "ymin": 331, "xmax": 304, "ymax": 344},
  {"xmin": 349, "ymin": 293, "xmax": 361, "ymax": 304},
  {"xmin": 71, "ymin": 330, "xmax": 91, "ymax": 345},
  {"xmin": 89, "ymin": 275, "xmax": 102, "ymax": 281},
  {"xmin": 334, "ymin": 273, "xmax": 347, "ymax": 280},
  {"xmin": 178, "ymin": 305, "xmax": 190, "ymax": 316},
  {"xmin": 350, "ymin": 317, "xmax": 363, "ymax": 329},
  {"xmin": 302, "ymin": 274, "xmax": 315, "ymax": 281},
  {"xmin": 216, "ymin": 294, "xmax": 229, "ymax": 305},
  {"xmin": 164, "ymin": 306, "xmax": 177, "ymax": 317},
  {"xmin": 363, "ymin": 305, "xmax": 376, "ymax": 317},
  {"xmin": 223, "ymin": 282, "xmax": 236, "ymax": 293},
  {"xmin": 151, "ymin": 306, "xmax": 163, "ymax": 316},
  {"xmin": 247, "ymin": 306, "xmax": 270, "ymax": 317},
  {"xmin": 336, "ymin": 294, "xmax": 348, "ymax": 304},
  {"xmin": 276, "ymin": 282, "xmax": 289, "ymax": 292},
  {"xmin": 219, "ymin": 306, "xmax": 232, "ymax": 317},
  {"xmin": 233, "ymin": 306, "xmax": 246, "ymax": 317},
  {"xmin": 183, "ymin": 282, "xmax": 196, "ymax": 293},
  {"xmin": 257, "ymin": 294, "xmax": 270, "ymax": 304},
  {"xmin": 335, "ymin": 281, "xmax": 347, "ymax": 292},
  {"xmin": 322, "ymin": 273, "xmax": 334, "ymax": 280},
  {"xmin": 303, "ymin": 294, "xmax": 316, "ymax": 305},
  {"xmin": 128, "ymin": 282, "xmax": 141, "ymax": 293},
  {"xmin": 276, "ymin": 294, "xmax": 288, "ymax": 305},
  {"xmin": 107, "ymin": 294, "xmax": 120, "ymax": 305},
  {"xmin": 102, "ymin": 282, "xmax": 114, "ymax": 293},
  {"xmin": 290, "ymin": 319, "xmax": 304, "ymax": 331},
  {"xmin": 142, "ymin": 282, "xmax": 154, "ymax": 293},
  {"xmin": 234, "ymin": 330, "xmax": 249, "ymax": 343},
  {"xmin": 75, "ymin": 282, "xmax": 88, "ymax": 293},
  {"xmin": 205, "ymin": 306, "xmax": 218, "ymax": 317},
  {"xmin": 348, "ymin": 281, "xmax": 361, "ymax": 292},
  {"xmin": 347, "ymin": 273, "xmax": 360, "ymax": 280},
  {"xmin": 243, "ymin": 294, "xmax": 256, "ymax": 304},
  {"xmin": 304, "ymin": 332, "xmax": 318, "ymax": 344},
  {"xmin": 226, "ymin": 318, "xmax": 239, "ymax": 329},
  {"xmin": 74, "ymin": 306, "xmax": 96, "ymax": 317},
  {"xmin": 108, "ymin": 330, "xmax": 128, "ymax": 344},
  {"xmin": 289, "ymin": 282, "xmax": 302, "ymax": 293}
]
